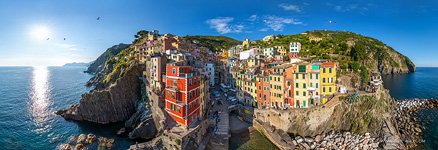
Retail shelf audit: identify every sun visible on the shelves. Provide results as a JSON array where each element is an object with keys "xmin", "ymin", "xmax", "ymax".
[{"xmin": 30, "ymin": 25, "xmax": 51, "ymax": 41}]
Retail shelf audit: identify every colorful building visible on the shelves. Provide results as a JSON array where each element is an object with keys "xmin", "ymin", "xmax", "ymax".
[
  {"xmin": 269, "ymin": 67, "xmax": 285, "ymax": 108},
  {"xmin": 320, "ymin": 62, "xmax": 337, "ymax": 104},
  {"xmin": 294, "ymin": 63, "xmax": 310, "ymax": 108},
  {"xmin": 165, "ymin": 63, "xmax": 201, "ymax": 126},
  {"xmin": 308, "ymin": 63, "xmax": 320, "ymax": 106}
]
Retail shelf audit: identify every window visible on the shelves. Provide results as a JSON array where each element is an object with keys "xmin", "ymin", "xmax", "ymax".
[
  {"xmin": 296, "ymin": 83, "xmax": 299, "ymax": 88},
  {"xmin": 323, "ymin": 87, "xmax": 326, "ymax": 92},
  {"xmin": 173, "ymin": 80, "xmax": 177, "ymax": 88},
  {"xmin": 172, "ymin": 68, "xmax": 176, "ymax": 74},
  {"xmin": 329, "ymin": 87, "xmax": 332, "ymax": 92},
  {"xmin": 303, "ymin": 92, "xmax": 306, "ymax": 96},
  {"xmin": 323, "ymin": 68, "xmax": 326, "ymax": 73},
  {"xmin": 259, "ymin": 86, "xmax": 262, "ymax": 90},
  {"xmin": 172, "ymin": 92, "xmax": 175, "ymax": 98},
  {"xmin": 170, "ymin": 103, "xmax": 174, "ymax": 111},
  {"xmin": 295, "ymin": 74, "xmax": 299, "ymax": 79},
  {"xmin": 329, "ymin": 68, "xmax": 332, "ymax": 73},
  {"xmin": 176, "ymin": 106, "xmax": 180, "ymax": 113},
  {"xmin": 323, "ymin": 78, "xmax": 326, "ymax": 83},
  {"xmin": 278, "ymin": 78, "xmax": 281, "ymax": 82},
  {"xmin": 287, "ymin": 81, "xmax": 290, "ymax": 86},
  {"xmin": 316, "ymin": 83, "xmax": 319, "ymax": 88},
  {"xmin": 279, "ymin": 86, "xmax": 282, "ymax": 90},
  {"xmin": 270, "ymin": 76, "xmax": 272, "ymax": 80},
  {"xmin": 167, "ymin": 91, "xmax": 170, "ymax": 97},
  {"xmin": 310, "ymin": 83, "xmax": 313, "ymax": 87},
  {"xmin": 310, "ymin": 74, "xmax": 312, "ymax": 79},
  {"xmin": 303, "ymin": 83, "xmax": 306, "ymax": 88},
  {"xmin": 270, "ymin": 84, "xmax": 272, "ymax": 88},
  {"xmin": 316, "ymin": 74, "xmax": 319, "ymax": 79},
  {"xmin": 189, "ymin": 79, "xmax": 192, "ymax": 86},
  {"xmin": 296, "ymin": 91, "xmax": 299, "ymax": 96},
  {"xmin": 289, "ymin": 91, "xmax": 291, "ymax": 97}
]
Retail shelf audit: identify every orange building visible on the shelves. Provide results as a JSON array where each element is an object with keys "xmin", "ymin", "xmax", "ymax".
[
  {"xmin": 165, "ymin": 63, "xmax": 201, "ymax": 126},
  {"xmin": 284, "ymin": 64, "xmax": 296, "ymax": 107}
]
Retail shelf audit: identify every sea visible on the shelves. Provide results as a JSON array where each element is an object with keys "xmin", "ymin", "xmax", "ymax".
[
  {"xmin": 383, "ymin": 67, "xmax": 438, "ymax": 149},
  {"xmin": 0, "ymin": 66, "xmax": 436, "ymax": 150},
  {"xmin": 0, "ymin": 66, "xmax": 134, "ymax": 150}
]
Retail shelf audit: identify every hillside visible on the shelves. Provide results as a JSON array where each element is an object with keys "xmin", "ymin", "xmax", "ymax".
[
  {"xmin": 254, "ymin": 30, "xmax": 416, "ymax": 89},
  {"xmin": 182, "ymin": 35, "xmax": 240, "ymax": 51},
  {"xmin": 85, "ymin": 43, "xmax": 130, "ymax": 74}
]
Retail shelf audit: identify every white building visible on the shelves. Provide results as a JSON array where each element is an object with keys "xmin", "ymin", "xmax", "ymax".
[
  {"xmin": 239, "ymin": 49, "xmax": 255, "ymax": 60},
  {"xmin": 204, "ymin": 63, "xmax": 215, "ymax": 86},
  {"xmin": 290, "ymin": 42, "xmax": 301, "ymax": 53},
  {"xmin": 262, "ymin": 35, "xmax": 275, "ymax": 41},
  {"xmin": 289, "ymin": 42, "xmax": 301, "ymax": 61},
  {"xmin": 263, "ymin": 47, "xmax": 276, "ymax": 58}
]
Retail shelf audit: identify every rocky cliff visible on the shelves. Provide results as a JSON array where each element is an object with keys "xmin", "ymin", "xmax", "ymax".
[
  {"xmin": 58, "ymin": 63, "xmax": 143, "ymax": 124},
  {"xmin": 85, "ymin": 43, "xmax": 130, "ymax": 74},
  {"xmin": 255, "ymin": 90, "xmax": 395, "ymax": 138}
]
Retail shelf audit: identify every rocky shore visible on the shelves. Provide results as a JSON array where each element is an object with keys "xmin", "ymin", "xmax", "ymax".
[
  {"xmin": 291, "ymin": 131, "xmax": 380, "ymax": 150},
  {"xmin": 394, "ymin": 98, "xmax": 438, "ymax": 149},
  {"xmin": 58, "ymin": 134, "xmax": 114, "ymax": 150}
]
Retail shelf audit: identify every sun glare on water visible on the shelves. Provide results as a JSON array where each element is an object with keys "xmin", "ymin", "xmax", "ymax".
[
  {"xmin": 29, "ymin": 66, "xmax": 53, "ymax": 133},
  {"xmin": 30, "ymin": 25, "xmax": 51, "ymax": 41}
]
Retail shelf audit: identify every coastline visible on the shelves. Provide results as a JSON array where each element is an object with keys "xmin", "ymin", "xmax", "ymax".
[{"xmin": 252, "ymin": 98, "xmax": 438, "ymax": 150}]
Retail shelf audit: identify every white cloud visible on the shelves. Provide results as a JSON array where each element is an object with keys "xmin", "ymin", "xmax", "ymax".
[
  {"xmin": 279, "ymin": 3, "xmax": 302, "ymax": 12},
  {"xmin": 59, "ymin": 44, "xmax": 78, "ymax": 51},
  {"xmin": 248, "ymin": 15, "xmax": 257, "ymax": 21},
  {"xmin": 206, "ymin": 17, "xmax": 244, "ymax": 34},
  {"xmin": 334, "ymin": 4, "xmax": 358, "ymax": 12},
  {"xmin": 263, "ymin": 16, "xmax": 303, "ymax": 31}
]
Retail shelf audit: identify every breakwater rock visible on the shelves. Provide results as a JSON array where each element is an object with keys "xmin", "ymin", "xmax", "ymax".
[{"xmin": 395, "ymin": 99, "xmax": 438, "ymax": 149}]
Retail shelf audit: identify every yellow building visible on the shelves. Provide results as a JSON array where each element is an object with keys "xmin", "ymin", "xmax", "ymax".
[
  {"xmin": 268, "ymin": 67, "xmax": 285, "ymax": 108},
  {"xmin": 247, "ymin": 56, "xmax": 257, "ymax": 68},
  {"xmin": 320, "ymin": 62, "xmax": 337, "ymax": 104},
  {"xmin": 293, "ymin": 63, "xmax": 310, "ymax": 108},
  {"xmin": 274, "ymin": 45, "xmax": 288, "ymax": 57}
]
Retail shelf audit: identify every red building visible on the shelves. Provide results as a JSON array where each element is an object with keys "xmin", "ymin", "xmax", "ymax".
[
  {"xmin": 165, "ymin": 63, "xmax": 201, "ymax": 126},
  {"xmin": 256, "ymin": 71, "xmax": 271, "ymax": 109}
]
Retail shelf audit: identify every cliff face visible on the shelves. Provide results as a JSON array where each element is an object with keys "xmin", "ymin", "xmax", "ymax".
[
  {"xmin": 85, "ymin": 43, "xmax": 130, "ymax": 74},
  {"xmin": 255, "ymin": 90, "xmax": 395, "ymax": 137},
  {"xmin": 59, "ymin": 63, "xmax": 143, "ymax": 124}
]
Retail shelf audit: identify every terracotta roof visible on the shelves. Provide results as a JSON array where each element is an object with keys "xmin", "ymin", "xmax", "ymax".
[{"xmin": 321, "ymin": 61, "xmax": 336, "ymax": 67}]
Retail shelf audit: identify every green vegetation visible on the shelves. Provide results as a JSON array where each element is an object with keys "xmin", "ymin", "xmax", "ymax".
[
  {"xmin": 254, "ymin": 30, "xmax": 415, "ymax": 87},
  {"xmin": 183, "ymin": 35, "xmax": 240, "ymax": 51}
]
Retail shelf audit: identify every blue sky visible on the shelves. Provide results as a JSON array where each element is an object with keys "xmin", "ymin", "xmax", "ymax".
[{"xmin": 0, "ymin": 0, "xmax": 437, "ymax": 66}]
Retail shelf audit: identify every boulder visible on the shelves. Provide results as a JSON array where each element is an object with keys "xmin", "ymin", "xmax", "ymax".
[{"xmin": 77, "ymin": 134, "xmax": 87, "ymax": 144}]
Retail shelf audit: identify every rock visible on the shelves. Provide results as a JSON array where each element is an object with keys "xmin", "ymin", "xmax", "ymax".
[
  {"xmin": 77, "ymin": 134, "xmax": 87, "ymax": 144},
  {"xmin": 126, "ymin": 101, "xmax": 158, "ymax": 139},
  {"xmin": 58, "ymin": 144, "xmax": 72, "ymax": 150},
  {"xmin": 295, "ymin": 136, "xmax": 303, "ymax": 144},
  {"xmin": 371, "ymin": 142, "xmax": 379, "ymax": 148},
  {"xmin": 304, "ymin": 137, "xmax": 314, "ymax": 143},
  {"xmin": 75, "ymin": 143, "xmax": 84, "ymax": 150},
  {"xmin": 314, "ymin": 135, "xmax": 322, "ymax": 143},
  {"xmin": 58, "ymin": 64, "xmax": 143, "ymax": 124},
  {"xmin": 292, "ymin": 140, "xmax": 298, "ymax": 146},
  {"xmin": 86, "ymin": 134, "xmax": 96, "ymax": 144},
  {"xmin": 106, "ymin": 138, "xmax": 114, "ymax": 149},
  {"xmin": 117, "ymin": 127, "xmax": 126, "ymax": 136},
  {"xmin": 301, "ymin": 143, "xmax": 311, "ymax": 150},
  {"xmin": 415, "ymin": 127, "xmax": 422, "ymax": 133}
]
